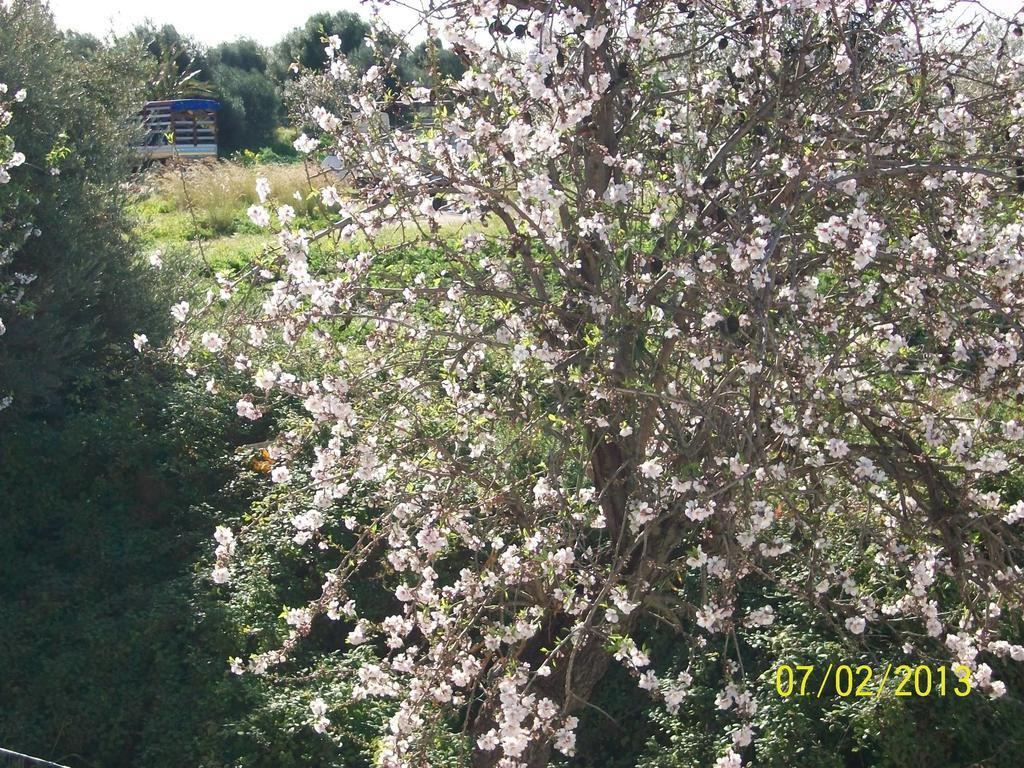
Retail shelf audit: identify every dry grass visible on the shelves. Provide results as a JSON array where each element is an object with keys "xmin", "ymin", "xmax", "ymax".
[{"xmin": 149, "ymin": 160, "xmax": 326, "ymax": 234}]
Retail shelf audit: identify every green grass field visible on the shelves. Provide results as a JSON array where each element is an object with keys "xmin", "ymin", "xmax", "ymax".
[{"xmin": 133, "ymin": 159, "xmax": 503, "ymax": 275}]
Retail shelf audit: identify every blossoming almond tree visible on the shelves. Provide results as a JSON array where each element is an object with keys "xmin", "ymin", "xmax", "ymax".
[{"xmin": 171, "ymin": 1, "xmax": 1024, "ymax": 765}]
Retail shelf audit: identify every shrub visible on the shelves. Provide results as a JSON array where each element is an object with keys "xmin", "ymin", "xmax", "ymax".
[
  {"xmin": 208, "ymin": 40, "xmax": 283, "ymax": 155},
  {"xmin": 214, "ymin": 66, "xmax": 281, "ymax": 155},
  {"xmin": 0, "ymin": 0, "xmax": 153, "ymax": 415}
]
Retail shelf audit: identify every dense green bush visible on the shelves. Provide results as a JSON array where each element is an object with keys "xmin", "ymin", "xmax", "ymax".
[
  {"xmin": 209, "ymin": 41, "xmax": 282, "ymax": 155},
  {"xmin": 0, "ymin": 366, "xmax": 237, "ymax": 764},
  {"xmin": 0, "ymin": 0, "xmax": 147, "ymax": 414}
]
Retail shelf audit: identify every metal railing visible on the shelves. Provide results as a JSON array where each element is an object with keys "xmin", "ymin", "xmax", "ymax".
[{"xmin": 0, "ymin": 747, "xmax": 70, "ymax": 768}]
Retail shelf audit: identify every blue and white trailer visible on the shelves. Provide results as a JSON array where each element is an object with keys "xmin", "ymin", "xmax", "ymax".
[{"xmin": 137, "ymin": 99, "xmax": 219, "ymax": 160}]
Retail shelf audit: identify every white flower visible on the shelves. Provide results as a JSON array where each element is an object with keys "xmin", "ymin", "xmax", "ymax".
[
  {"xmin": 133, "ymin": 333, "xmax": 148, "ymax": 352},
  {"xmin": 854, "ymin": 456, "xmax": 876, "ymax": 480},
  {"xmin": 255, "ymin": 176, "xmax": 271, "ymax": 203},
  {"xmin": 583, "ymin": 25, "xmax": 608, "ymax": 49},
  {"xmin": 845, "ymin": 616, "xmax": 867, "ymax": 634},
  {"xmin": 476, "ymin": 730, "xmax": 499, "ymax": 751},
  {"xmin": 211, "ymin": 567, "xmax": 230, "ymax": 584},
  {"xmin": 745, "ymin": 606, "xmax": 775, "ymax": 627},
  {"xmin": 247, "ymin": 204, "xmax": 270, "ymax": 228},
  {"xmin": 201, "ymin": 331, "xmax": 226, "ymax": 352},
  {"xmin": 236, "ymin": 398, "xmax": 262, "ymax": 421},
  {"xmin": 320, "ymin": 186, "xmax": 342, "ymax": 207},
  {"xmin": 171, "ymin": 301, "xmax": 190, "ymax": 322},
  {"xmin": 293, "ymin": 133, "xmax": 319, "ymax": 154},
  {"xmin": 310, "ymin": 697, "xmax": 331, "ymax": 733},
  {"xmin": 731, "ymin": 725, "xmax": 754, "ymax": 749},
  {"xmin": 214, "ymin": 526, "xmax": 234, "ymax": 546},
  {"xmin": 638, "ymin": 670, "xmax": 659, "ymax": 690},
  {"xmin": 553, "ymin": 716, "xmax": 578, "ymax": 756},
  {"xmin": 13, "ymin": 88, "xmax": 26, "ymax": 102},
  {"xmin": 826, "ymin": 438, "xmax": 849, "ymax": 458},
  {"xmin": 310, "ymin": 697, "xmax": 328, "ymax": 717},
  {"xmin": 254, "ymin": 368, "xmax": 276, "ymax": 391},
  {"xmin": 277, "ymin": 204, "xmax": 296, "ymax": 225},
  {"xmin": 148, "ymin": 250, "xmax": 163, "ymax": 268},
  {"xmin": 715, "ymin": 748, "xmax": 743, "ymax": 768},
  {"xmin": 1004, "ymin": 500, "xmax": 1024, "ymax": 524},
  {"xmin": 395, "ymin": 584, "xmax": 414, "ymax": 602},
  {"xmin": 1002, "ymin": 420, "xmax": 1024, "ymax": 440},
  {"xmin": 834, "ymin": 51, "xmax": 851, "ymax": 75},
  {"xmin": 347, "ymin": 623, "xmax": 368, "ymax": 645},
  {"xmin": 285, "ymin": 607, "xmax": 312, "ymax": 628},
  {"xmin": 271, "ymin": 466, "xmax": 292, "ymax": 484},
  {"xmin": 638, "ymin": 458, "xmax": 664, "ymax": 479}
]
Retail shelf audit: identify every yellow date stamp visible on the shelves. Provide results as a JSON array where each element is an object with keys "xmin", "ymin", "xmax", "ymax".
[{"xmin": 774, "ymin": 663, "xmax": 973, "ymax": 698}]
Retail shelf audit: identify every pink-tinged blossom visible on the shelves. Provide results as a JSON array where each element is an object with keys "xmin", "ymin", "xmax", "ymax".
[
  {"xmin": 276, "ymin": 205, "xmax": 296, "ymax": 226},
  {"xmin": 247, "ymin": 204, "xmax": 270, "ymax": 228},
  {"xmin": 834, "ymin": 51, "xmax": 852, "ymax": 75},
  {"xmin": 845, "ymin": 616, "xmax": 867, "ymax": 635},
  {"xmin": 553, "ymin": 716, "xmax": 579, "ymax": 756},
  {"xmin": 255, "ymin": 176, "xmax": 270, "ymax": 203},
  {"xmin": 201, "ymin": 331, "xmax": 225, "ymax": 353},
  {"xmin": 235, "ymin": 398, "xmax": 262, "ymax": 421},
  {"xmin": 583, "ymin": 25, "xmax": 608, "ymax": 49},
  {"xmin": 293, "ymin": 133, "xmax": 318, "ymax": 154},
  {"xmin": 309, "ymin": 698, "xmax": 330, "ymax": 734},
  {"xmin": 638, "ymin": 458, "xmax": 663, "ymax": 479}
]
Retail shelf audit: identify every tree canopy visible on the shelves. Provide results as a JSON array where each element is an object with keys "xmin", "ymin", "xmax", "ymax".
[{"xmin": 166, "ymin": 1, "xmax": 1024, "ymax": 767}]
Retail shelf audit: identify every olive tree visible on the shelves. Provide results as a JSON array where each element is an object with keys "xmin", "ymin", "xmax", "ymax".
[{"xmin": 0, "ymin": 0, "xmax": 148, "ymax": 413}]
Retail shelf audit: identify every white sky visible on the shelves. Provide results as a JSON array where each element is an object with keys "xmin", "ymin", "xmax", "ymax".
[
  {"xmin": 46, "ymin": 0, "xmax": 1024, "ymax": 48},
  {"xmin": 46, "ymin": 0, "xmax": 425, "ymax": 47}
]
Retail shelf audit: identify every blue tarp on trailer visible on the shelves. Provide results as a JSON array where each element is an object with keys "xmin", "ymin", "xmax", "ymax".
[{"xmin": 168, "ymin": 99, "xmax": 221, "ymax": 111}]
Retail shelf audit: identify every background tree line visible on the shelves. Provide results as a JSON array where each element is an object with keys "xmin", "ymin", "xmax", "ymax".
[{"xmin": 65, "ymin": 12, "xmax": 464, "ymax": 156}]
